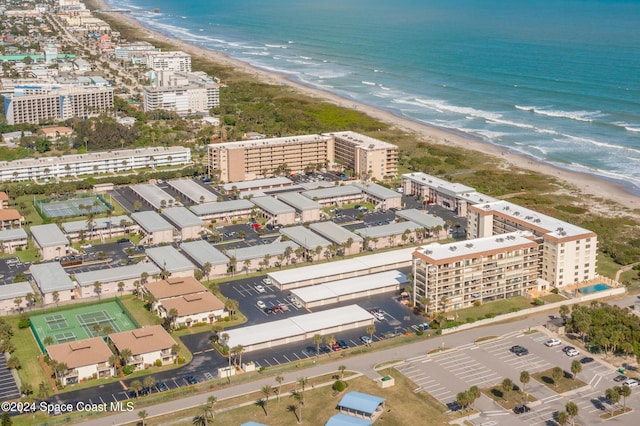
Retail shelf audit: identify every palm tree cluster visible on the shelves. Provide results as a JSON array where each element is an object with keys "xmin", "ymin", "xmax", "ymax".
[{"xmin": 456, "ymin": 385, "xmax": 480, "ymax": 412}]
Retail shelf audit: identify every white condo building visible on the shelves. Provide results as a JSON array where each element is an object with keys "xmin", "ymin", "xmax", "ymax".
[
  {"xmin": 145, "ymin": 51, "xmax": 192, "ymax": 72},
  {"xmin": 143, "ymin": 71, "xmax": 220, "ymax": 114}
]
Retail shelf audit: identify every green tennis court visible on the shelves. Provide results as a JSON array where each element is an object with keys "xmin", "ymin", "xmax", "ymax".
[{"xmin": 30, "ymin": 301, "xmax": 136, "ymax": 350}]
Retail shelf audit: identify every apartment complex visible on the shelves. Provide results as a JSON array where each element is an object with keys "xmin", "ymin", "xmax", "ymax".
[
  {"xmin": 467, "ymin": 200, "xmax": 597, "ymax": 289},
  {"xmin": 145, "ymin": 51, "xmax": 192, "ymax": 72},
  {"xmin": 143, "ymin": 71, "xmax": 220, "ymax": 114},
  {"xmin": 0, "ymin": 146, "xmax": 191, "ymax": 183},
  {"xmin": 3, "ymin": 86, "xmax": 114, "ymax": 125},
  {"xmin": 412, "ymin": 231, "xmax": 540, "ymax": 312},
  {"xmin": 208, "ymin": 131, "xmax": 398, "ymax": 182}
]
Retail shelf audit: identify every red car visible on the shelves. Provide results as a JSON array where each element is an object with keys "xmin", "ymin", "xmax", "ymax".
[{"xmin": 331, "ymin": 343, "xmax": 342, "ymax": 351}]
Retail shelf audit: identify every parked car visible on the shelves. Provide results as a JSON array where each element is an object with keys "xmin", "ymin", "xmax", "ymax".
[
  {"xmin": 117, "ymin": 238, "xmax": 130, "ymax": 243},
  {"xmin": 278, "ymin": 303, "xmax": 289, "ymax": 312},
  {"xmin": 510, "ymin": 345, "xmax": 529, "ymax": 356},
  {"xmin": 360, "ymin": 335, "xmax": 372, "ymax": 344},
  {"xmin": 562, "ymin": 346, "xmax": 575, "ymax": 354},
  {"xmin": 614, "ymin": 375, "xmax": 628, "ymax": 382},
  {"xmin": 544, "ymin": 338, "xmax": 562, "ymax": 347},
  {"xmin": 580, "ymin": 357, "xmax": 594, "ymax": 364},
  {"xmin": 257, "ymin": 300, "xmax": 267, "ymax": 309},
  {"xmin": 373, "ymin": 312, "xmax": 385, "ymax": 321},
  {"xmin": 331, "ymin": 342, "xmax": 342, "ymax": 351},
  {"xmin": 186, "ymin": 375, "xmax": 198, "ymax": 385},
  {"xmin": 254, "ymin": 284, "xmax": 266, "ymax": 293},
  {"xmin": 338, "ymin": 339, "xmax": 349, "ymax": 349},
  {"xmin": 263, "ymin": 277, "xmax": 272, "ymax": 285},
  {"xmin": 264, "ymin": 307, "xmax": 274, "ymax": 314},
  {"xmin": 513, "ymin": 404, "xmax": 531, "ymax": 414},
  {"xmin": 566, "ymin": 348, "xmax": 580, "ymax": 357},
  {"xmin": 623, "ymin": 378, "xmax": 640, "ymax": 388},
  {"xmin": 156, "ymin": 381, "xmax": 169, "ymax": 392}
]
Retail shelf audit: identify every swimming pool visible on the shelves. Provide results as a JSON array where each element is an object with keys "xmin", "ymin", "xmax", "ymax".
[{"xmin": 579, "ymin": 283, "xmax": 611, "ymax": 295}]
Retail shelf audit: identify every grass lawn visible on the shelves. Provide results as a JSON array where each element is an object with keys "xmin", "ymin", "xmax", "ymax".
[
  {"xmin": 482, "ymin": 385, "xmax": 526, "ymax": 410},
  {"xmin": 119, "ymin": 296, "xmax": 163, "ymax": 327},
  {"xmin": 122, "ymin": 368, "xmax": 452, "ymax": 426},
  {"xmin": 539, "ymin": 293, "xmax": 567, "ymax": 303},
  {"xmin": 597, "ymin": 252, "xmax": 621, "ymax": 279},
  {"xmin": 533, "ymin": 368, "xmax": 588, "ymax": 393},
  {"xmin": 452, "ymin": 296, "xmax": 534, "ymax": 323},
  {"xmin": 600, "ymin": 407, "xmax": 632, "ymax": 419}
]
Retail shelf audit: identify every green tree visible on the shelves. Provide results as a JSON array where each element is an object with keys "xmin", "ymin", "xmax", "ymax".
[
  {"xmin": 261, "ymin": 384, "xmax": 272, "ymax": 417},
  {"xmin": 556, "ymin": 411, "xmax": 568, "ymax": 426},
  {"xmin": 565, "ymin": 401, "xmax": 578, "ymax": 426},
  {"xmin": 312, "ymin": 334, "xmax": 322, "ymax": 355},
  {"xmin": 468, "ymin": 385, "xmax": 480, "ymax": 408},
  {"xmin": 552, "ymin": 366, "xmax": 563, "ymax": 387},
  {"xmin": 297, "ymin": 377, "xmax": 308, "ymax": 406},
  {"xmin": 618, "ymin": 385, "xmax": 631, "ymax": 410},
  {"xmin": 130, "ymin": 380, "xmax": 143, "ymax": 398},
  {"xmin": 559, "ymin": 305, "xmax": 570, "ymax": 318},
  {"xmin": 143, "ymin": 375, "xmax": 156, "ymax": 392},
  {"xmin": 366, "ymin": 324, "xmax": 376, "ymax": 342},
  {"xmin": 138, "ymin": 409, "xmax": 148, "ymax": 426},
  {"xmin": 501, "ymin": 378, "xmax": 513, "ymax": 402},
  {"xmin": 338, "ymin": 365, "xmax": 347, "ymax": 380},
  {"xmin": 456, "ymin": 391, "xmax": 470, "ymax": 412},
  {"xmin": 1, "ymin": 411, "xmax": 12, "ymax": 426},
  {"xmin": 605, "ymin": 387, "xmax": 620, "ymax": 414},
  {"xmin": 520, "ymin": 370, "xmax": 530, "ymax": 401},
  {"xmin": 275, "ymin": 375, "xmax": 284, "ymax": 402},
  {"xmin": 570, "ymin": 360, "xmax": 582, "ymax": 380}
]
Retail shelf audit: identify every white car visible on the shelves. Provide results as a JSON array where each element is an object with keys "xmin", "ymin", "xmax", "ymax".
[
  {"xmin": 256, "ymin": 300, "xmax": 267, "ymax": 309},
  {"xmin": 623, "ymin": 378, "xmax": 640, "ymax": 388},
  {"xmin": 544, "ymin": 338, "xmax": 562, "ymax": 347},
  {"xmin": 262, "ymin": 277, "xmax": 272, "ymax": 285},
  {"xmin": 373, "ymin": 312, "xmax": 385, "ymax": 321},
  {"xmin": 566, "ymin": 348, "xmax": 580, "ymax": 357},
  {"xmin": 254, "ymin": 284, "xmax": 266, "ymax": 293}
]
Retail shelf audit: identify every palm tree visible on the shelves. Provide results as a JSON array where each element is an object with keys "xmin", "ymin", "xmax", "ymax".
[
  {"xmin": 109, "ymin": 353, "xmax": 122, "ymax": 376},
  {"xmin": 93, "ymin": 281, "xmax": 102, "ymax": 299},
  {"xmin": 206, "ymin": 396, "xmax": 217, "ymax": 420},
  {"xmin": 502, "ymin": 378, "xmax": 513, "ymax": 402},
  {"xmin": 338, "ymin": 365, "xmax": 347, "ymax": 380},
  {"xmin": 557, "ymin": 411, "xmax": 568, "ymax": 426},
  {"xmin": 261, "ymin": 384, "xmax": 272, "ymax": 417},
  {"xmin": 605, "ymin": 387, "xmax": 620, "ymax": 414},
  {"xmin": 243, "ymin": 259, "xmax": 251, "ymax": 274},
  {"xmin": 312, "ymin": 334, "xmax": 323, "ymax": 355},
  {"xmin": 168, "ymin": 308, "xmax": 179, "ymax": 330},
  {"xmin": 292, "ymin": 392, "xmax": 304, "ymax": 423},
  {"xmin": 552, "ymin": 366, "xmax": 563, "ymax": 388},
  {"xmin": 143, "ymin": 376, "xmax": 156, "ymax": 392},
  {"xmin": 117, "ymin": 281, "xmax": 125, "ymax": 295},
  {"xmin": 138, "ymin": 409, "xmax": 148, "ymax": 425},
  {"xmin": 297, "ymin": 377, "xmax": 308, "ymax": 406},
  {"xmin": 619, "ymin": 385, "xmax": 631, "ymax": 410},
  {"xmin": 13, "ymin": 298, "xmax": 22, "ymax": 312},
  {"xmin": 203, "ymin": 262, "xmax": 212, "ymax": 281},
  {"xmin": 520, "ymin": 370, "xmax": 530, "ymax": 402},
  {"xmin": 120, "ymin": 348, "xmax": 132, "ymax": 366},
  {"xmin": 366, "ymin": 324, "xmax": 376, "ymax": 343},
  {"xmin": 224, "ymin": 299, "xmax": 239, "ymax": 319},
  {"xmin": 52, "ymin": 291, "xmax": 60, "ymax": 307},
  {"xmin": 275, "ymin": 376, "xmax": 284, "ymax": 402},
  {"xmin": 570, "ymin": 360, "xmax": 582, "ymax": 380},
  {"xmin": 130, "ymin": 380, "xmax": 143, "ymax": 398},
  {"xmin": 565, "ymin": 401, "xmax": 578, "ymax": 426}
]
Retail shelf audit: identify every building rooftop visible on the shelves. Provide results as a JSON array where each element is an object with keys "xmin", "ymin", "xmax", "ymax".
[
  {"xmin": 30, "ymin": 262, "xmax": 75, "ymax": 293},
  {"xmin": 395, "ymin": 209, "xmax": 446, "ymax": 230},
  {"xmin": 280, "ymin": 226, "xmax": 331, "ymax": 250},
  {"xmin": 108, "ymin": 325, "xmax": 175, "ymax": 356},
  {"xmin": 160, "ymin": 292, "xmax": 225, "ymax": 317},
  {"xmin": 325, "ymin": 131, "xmax": 397, "ymax": 150},
  {"xmin": 211, "ymin": 134, "xmax": 325, "ymax": 151},
  {"xmin": 190, "ymin": 199, "xmax": 254, "ymax": 216},
  {"xmin": 291, "ymin": 271, "xmax": 408, "ymax": 303},
  {"xmin": 130, "ymin": 184, "xmax": 181, "ymax": 210},
  {"xmin": 251, "ymin": 196, "xmax": 295, "ymax": 215},
  {"xmin": 402, "ymin": 172, "xmax": 475, "ymax": 196},
  {"xmin": 145, "ymin": 246, "xmax": 195, "ymax": 273},
  {"xmin": 144, "ymin": 276, "xmax": 206, "ymax": 300},
  {"xmin": 338, "ymin": 391, "xmax": 386, "ymax": 416},
  {"xmin": 302, "ymin": 185, "xmax": 363, "ymax": 200},
  {"xmin": 356, "ymin": 182, "xmax": 401, "ymax": 200},
  {"xmin": 130, "ymin": 211, "xmax": 175, "ymax": 233},
  {"xmin": 161, "ymin": 207, "xmax": 203, "ymax": 229},
  {"xmin": 46, "ymin": 337, "xmax": 112, "ymax": 369},
  {"xmin": 74, "ymin": 263, "xmax": 161, "ymax": 287},
  {"xmin": 30, "ymin": 224, "xmax": 68, "ymax": 247},
  {"xmin": 222, "ymin": 177, "xmax": 294, "ymax": 192},
  {"xmin": 309, "ymin": 221, "xmax": 363, "ymax": 244},
  {"xmin": 325, "ymin": 413, "xmax": 373, "ymax": 426},
  {"xmin": 277, "ymin": 192, "xmax": 322, "ymax": 211},
  {"xmin": 166, "ymin": 179, "xmax": 218, "ymax": 204},
  {"xmin": 224, "ymin": 241, "xmax": 299, "ymax": 262},
  {"xmin": 0, "ymin": 228, "xmax": 28, "ymax": 241},
  {"xmin": 414, "ymin": 231, "xmax": 537, "ymax": 264},
  {"xmin": 0, "ymin": 281, "xmax": 33, "ymax": 302},
  {"xmin": 61, "ymin": 215, "xmax": 131, "ymax": 233},
  {"xmin": 354, "ymin": 221, "xmax": 422, "ymax": 239},
  {"xmin": 180, "ymin": 240, "xmax": 229, "ymax": 267}
]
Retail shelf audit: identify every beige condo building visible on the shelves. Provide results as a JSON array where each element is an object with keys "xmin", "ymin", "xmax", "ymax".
[{"xmin": 208, "ymin": 131, "xmax": 398, "ymax": 183}]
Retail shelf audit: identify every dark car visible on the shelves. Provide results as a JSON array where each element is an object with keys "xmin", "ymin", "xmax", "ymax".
[
  {"xmin": 580, "ymin": 357, "xmax": 594, "ymax": 364},
  {"xmin": 614, "ymin": 375, "xmax": 628, "ymax": 382},
  {"xmin": 156, "ymin": 381, "xmax": 169, "ymax": 392},
  {"xmin": 186, "ymin": 375, "xmax": 198, "ymax": 385},
  {"xmin": 513, "ymin": 404, "xmax": 531, "ymax": 414},
  {"xmin": 117, "ymin": 238, "xmax": 130, "ymax": 243},
  {"xmin": 338, "ymin": 339, "xmax": 349, "ymax": 349},
  {"xmin": 264, "ymin": 307, "xmax": 274, "ymax": 314},
  {"xmin": 562, "ymin": 346, "xmax": 575, "ymax": 354},
  {"xmin": 510, "ymin": 345, "xmax": 528, "ymax": 356}
]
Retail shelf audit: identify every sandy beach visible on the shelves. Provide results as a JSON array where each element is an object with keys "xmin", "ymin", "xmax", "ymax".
[{"xmin": 94, "ymin": 0, "xmax": 639, "ymax": 212}]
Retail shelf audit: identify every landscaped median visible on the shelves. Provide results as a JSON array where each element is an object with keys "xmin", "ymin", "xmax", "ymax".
[{"xmin": 532, "ymin": 367, "xmax": 588, "ymax": 393}]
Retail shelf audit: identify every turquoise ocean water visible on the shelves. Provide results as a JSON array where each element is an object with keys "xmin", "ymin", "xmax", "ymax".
[{"xmin": 106, "ymin": 0, "xmax": 640, "ymax": 192}]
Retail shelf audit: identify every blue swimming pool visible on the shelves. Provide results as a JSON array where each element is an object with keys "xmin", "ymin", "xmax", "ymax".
[{"xmin": 579, "ymin": 283, "xmax": 611, "ymax": 295}]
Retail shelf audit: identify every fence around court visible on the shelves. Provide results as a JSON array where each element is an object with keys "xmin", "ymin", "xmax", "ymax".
[
  {"xmin": 34, "ymin": 194, "xmax": 113, "ymax": 219},
  {"xmin": 115, "ymin": 296, "xmax": 140, "ymax": 328}
]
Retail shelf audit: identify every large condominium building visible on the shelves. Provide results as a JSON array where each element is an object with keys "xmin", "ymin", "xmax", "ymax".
[
  {"xmin": 145, "ymin": 51, "xmax": 192, "ymax": 72},
  {"xmin": 0, "ymin": 146, "xmax": 191, "ymax": 183},
  {"xmin": 3, "ymin": 86, "xmax": 114, "ymax": 125},
  {"xmin": 412, "ymin": 231, "xmax": 540, "ymax": 312},
  {"xmin": 143, "ymin": 71, "xmax": 220, "ymax": 114},
  {"xmin": 114, "ymin": 41, "xmax": 159, "ymax": 63},
  {"xmin": 467, "ymin": 200, "xmax": 597, "ymax": 289},
  {"xmin": 208, "ymin": 131, "xmax": 398, "ymax": 183}
]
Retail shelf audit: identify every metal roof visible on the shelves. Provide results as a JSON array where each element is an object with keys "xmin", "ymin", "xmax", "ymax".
[
  {"xmin": 161, "ymin": 207, "xmax": 203, "ymax": 229},
  {"xmin": 338, "ymin": 391, "xmax": 386, "ymax": 415},
  {"xmin": 61, "ymin": 215, "xmax": 131, "ymax": 233},
  {"xmin": 402, "ymin": 172, "xmax": 474, "ymax": 195},
  {"xmin": 251, "ymin": 196, "xmax": 295, "ymax": 215},
  {"xmin": 30, "ymin": 224, "xmax": 69, "ymax": 248},
  {"xmin": 277, "ymin": 192, "xmax": 322, "ymax": 211},
  {"xmin": 302, "ymin": 185, "xmax": 362, "ymax": 200},
  {"xmin": 225, "ymin": 241, "xmax": 298, "ymax": 262},
  {"xmin": 222, "ymin": 177, "xmax": 293, "ymax": 191},
  {"xmin": 395, "ymin": 209, "xmax": 445, "ymax": 229},
  {"xmin": 74, "ymin": 262, "xmax": 161, "ymax": 286},
  {"xmin": 354, "ymin": 221, "xmax": 422, "ymax": 239},
  {"xmin": 130, "ymin": 184, "xmax": 181, "ymax": 210},
  {"xmin": 280, "ymin": 226, "xmax": 331, "ymax": 249},
  {"xmin": 30, "ymin": 262, "xmax": 75, "ymax": 293},
  {"xmin": 167, "ymin": 179, "xmax": 218, "ymax": 204},
  {"xmin": 180, "ymin": 240, "xmax": 229, "ymax": 267},
  {"xmin": 309, "ymin": 221, "xmax": 363, "ymax": 244},
  {"xmin": 131, "ymin": 211, "xmax": 175, "ymax": 233},
  {"xmin": 145, "ymin": 246, "xmax": 195, "ymax": 273},
  {"xmin": 0, "ymin": 228, "xmax": 28, "ymax": 240},
  {"xmin": 189, "ymin": 199, "xmax": 254, "ymax": 216},
  {"xmin": 356, "ymin": 182, "xmax": 401, "ymax": 200},
  {"xmin": 325, "ymin": 414, "xmax": 373, "ymax": 426},
  {"xmin": 0, "ymin": 281, "xmax": 33, "ymax": 301},
  {"xmin": 417, "ymin": 231, "xmax": 536, "ymax": 261}
]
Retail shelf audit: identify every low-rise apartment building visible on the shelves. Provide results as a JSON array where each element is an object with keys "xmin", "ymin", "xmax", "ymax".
[
  {"xmin": 31, "ymin": 224, "xmax": 69, "ymax": 261},
  {"xmin": 47, "ymin": 338, "xmax": 114, "ymax": 386},
  {"xmin": 109, "ymin": 325, "xmax": 177, "ymax": 370}
]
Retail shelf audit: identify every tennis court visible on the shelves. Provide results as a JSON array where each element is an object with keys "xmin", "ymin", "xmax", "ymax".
[
  {"xmin": 30, "ymin": 301, "xmax": 136, "ymax": 351},
  {"xmin": 34, "ymin": 196, "xmax": 111, "ymax": 219}
]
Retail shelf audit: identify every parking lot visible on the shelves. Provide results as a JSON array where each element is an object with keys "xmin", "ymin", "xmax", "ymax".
[
  {"xmin": 395, "ymin": 330, "xmax": 636, "ymax": 426},
  {"xmin": 0, "ymin": 257, "xmax": 30, "ymax": 285},
  {"xmin": 0, "ymin": 354, "xmax": 20, "ymax": 401}
]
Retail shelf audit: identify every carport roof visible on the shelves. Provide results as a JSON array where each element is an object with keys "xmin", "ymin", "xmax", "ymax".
[
  {"xmin": 146, "ymin": 246, "xmax": 195, "ymax": 273},
  {"xmin": 30, "ymin": 224, "xmax": 69, "ymax": 247},
  {"xmin": 277, "ymin": 192, "xmax": 322, "ymax": 211},
  {"xmin": 189, "ymin": 199, "xmax": 254, "ymax": 216},
  {"xmin": 224, "ymin": 241, "xmax": 298, "ymax": 262},
  {"xmin": 251, "ymin": 196, "xmax": 295, "ymax": 215},
  {"xmin": 325, "ymin": 414, "xmax": 372, "ymax": 426},
  {"xmin": 356, "ymin": 182, "xmax": 401, "ymax": 200},
  {"xmin": 61, "ymin": 215, "xmax": 131, "ymax": 233},
  {"xmin": 302, "ymin": 185, "xmax": 362, "ymax": 200},
  {"xmin": 309, "ymin": 221, "xmax": 363, "ymax": 244},
  {"xmin": 162, "ymin": 207, "xmax": 204, "ymax": 229},
  {"xmin": 291, "ymin": 270, "xmax": 407, "ymax": 303},
  {"xmin": 0, "ymin": 228, "xmax": 27, "ymax": 240},
  {"xmin": 395, "ymin": 209, "xmax": 445, "ymax": 229},
  {"xmin": 222, "ymin": 177, "xmax": 293, "ymax": 191},
  {"xmin": 167, "ymin": 179, "xmax": 218, "ymax": 203},
  {"xmin": 354, "ymin": 221, "xmax": 421, "ymax": 239},
  {"xmin": 0, "ymin": 281, "xmax": 33, "ymax": 301},
  {"xmin": 268, "ymin": 247, "xmax": 415, "ymax": 285},
  {"xmin": 338, "ymin": 391, "xmax": 386, "ymax": 416},
  {"xmin": 280, "ymin": 226, "xmax": 331, "ymax": 249},
  {"xmin": 130, "ymin": 183, "xmax": 180, "ymax": 210},
  {"xmin": 30, "ymin": 262, "xmax": 75, "ymax": 293},
  {"xmin": 225, "ymin": 305, "xmax": 373, "ymax": 348},
  {"xmin": 131, "ymin": 211, "xmax": 175, "ymax": 233},
  {"xmin": 74, "ymin": 263, "xmax": 161, "ymax": 286},
  {"xmin": 180, "ymin": 240, "xmax": 229, "ymax": 267}
]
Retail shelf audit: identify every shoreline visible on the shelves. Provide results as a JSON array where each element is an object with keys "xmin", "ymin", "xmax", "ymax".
[{"xmin": 95, "ymin": 0, "xmax": 640, "ymax": 211}]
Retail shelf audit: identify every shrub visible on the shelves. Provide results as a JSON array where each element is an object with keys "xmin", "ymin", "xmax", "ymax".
[
  {"xmin": 466, "ymin": 317, "xmax": 476, "ymax": 323},
  {"xmin": 416, "ymin": 328, "xmax": 424, "ymax": 336},
  {"xmin": 223, "ymin": 316, "xmax": 230, "ymax": 322},
  {"xmin": 485, "ymin": 313, "xmax": 497, "ymax": 319},
  {"xmin": 332, "ymin": 380, "xmax": 347, "ymax": 392},
  {"xmin": 177, "ymin": 356, "xmax": 185, "ymax": 364},
  {"xmin": 509, "ymin": 307, "xmax": 520, "ymax": 313},
  {"xmin": 122, "ymin": 365, "xmax": 135, "ymax": 375},
  {"xmin": 473, "ymin": 300, "xmax": 481, "ymax": 307},
  {"xmin": 18, "ymin": 314, "xmax": 30, "ymax": 329},
  {"xmin": 155, "ymin": 359, "xmax": 162, "ymax": 367},
  {"xmin": 533, "ymin": 298, "xmax": 545, "ymax": 306},
  {"xmin": 551, "ymin": 288, "xmax": 560, "ymax": 294}
]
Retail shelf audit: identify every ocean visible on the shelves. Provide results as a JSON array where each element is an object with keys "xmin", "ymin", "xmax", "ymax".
[{"xmin": 105, "ymin": 0, "xmax": 640, "ymax": 192}]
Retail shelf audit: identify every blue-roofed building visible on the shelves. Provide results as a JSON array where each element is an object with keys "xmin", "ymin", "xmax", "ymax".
[
  {"xmin": 337, "ymin": 391, "xmax": 385, "ymax": 420},
  {"xmin": 325, "ymin": 413, "xmax": 373, "ymax": 426},
  {"xmin": 241, "ymin": 422, "xmax": 269, "ymax": 426}
]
